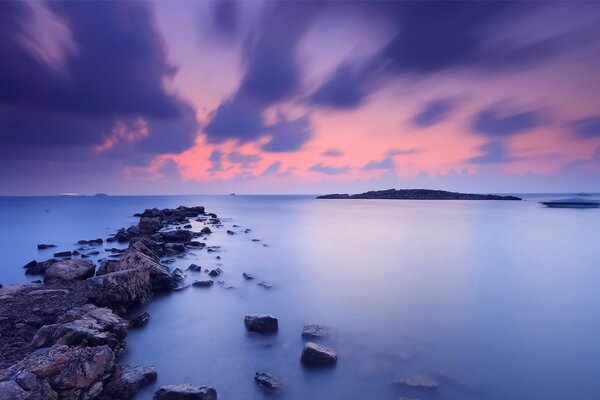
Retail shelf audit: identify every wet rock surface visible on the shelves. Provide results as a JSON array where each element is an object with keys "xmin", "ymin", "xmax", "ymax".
[
  {"xmin": 254, "ymin": 372, "xmax": 282, "ymax": 392},
  {"xmin": 301, "ymin": 342, "xmax": 338, "ymax": 366},
  {"xmin": 44, "ymin": 259, "xmax": 96, "ymax": 283},
  {"xmin": 154, "ymin": 384, "xmax": 217, "ymax": 400},
  {"xmin": 99, "ymin": 365, "xmax": 157, "ymax": 400},
  {"xmin": 244, "ymin": 315, "xmax": 279, "ymax": 333},
  {"xmin": 302, "ymin": 323, "xmax": 331, "ymax": 339}
]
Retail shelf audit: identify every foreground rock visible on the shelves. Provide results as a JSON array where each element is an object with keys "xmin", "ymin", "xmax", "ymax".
[
  {"xmin": 100, "ymin": 365, "xmax": 157, "ymax": 400},
  {"xmin": 44, "ymin": 259, "xmax": 96, "ymax": 283},
  {"xmin": 86, "ymin": 268, "xmax": 152, "ymax": 313},
  {"xmin": 0, "ymin": 344, "xmax": 115, "ymax": 400},
  {"xmin": 301, "ymin": 342, "xmax": 337, "ymax": 366},
  {"xmin": 317, "ymin": 188, "xmax": 522, "ymax": 201},
  {"xmin": 244, "ymin": 315, "xmax": 278, "ymax": 333},
  {"xmin": 154, "ymin": 384, "xmax": 217, "ymax": 400},
  {"xmin": 254, "ymin": 372, "xmax": 282, "ymax": 392},
  {"xmin": 129, "ymin": 311, "xmax": 150, "ymax": 328}
]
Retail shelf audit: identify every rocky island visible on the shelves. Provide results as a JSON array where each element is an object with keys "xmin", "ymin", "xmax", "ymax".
[{"xmin": 317, "ymin": 188, "xmax": 522, "ymax": 201}]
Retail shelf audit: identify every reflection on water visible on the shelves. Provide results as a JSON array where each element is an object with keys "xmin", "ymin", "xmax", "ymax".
[{"xmin": 1, "ymin": 195, "xmax": 599, "ymax": 399}]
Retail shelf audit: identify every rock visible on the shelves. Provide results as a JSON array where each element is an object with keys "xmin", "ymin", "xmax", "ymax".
[
  {"xmin": 154, "ymin": 384, "xmax": 217, "ymax": 400},
  {"xmin": 37, "ymin": 244, "xmax": 56, "ymax": 250},
  {"xmin": 129, "ymin": 312, "xmax": 150, "ymax": 328},
  {"xmin": 0, "ymin": 380, "xmax": 29, "ymax": 400},
  {"xmin": 159, "ymin": 230, "xmax": 193, "ymax": 243},
  {"xmin": 226, "ymin": 230, "xmax": 235, "ymax": 235},
  {"xmin": 130, "ymin": 237, "xmax": 165, "ymax": 259},
  {"xmin": 257, "ymin": 281, "xmax": 272, "ymax": 289},
  {"xmin": 86, "ymin": 251, "xmax": 100, "ymax": 256},
  {"xmin": 183, "ymin": 224, "xmax": 192, "ymax": 229},
  {"xmin": 100, "ymin": 365, "xmax": 157, "ymax": 400},
  {"xmin": 300, "ymin": 342, "xmax": 337, "ymax": 366},
  {"xmin": 0, "ymin": 344, "xmax": 114, "ymax": 400},
  {"xmin": 164, "ymin": 242, "xmax": 186, "ymax": 255},
  {"xmin": 44, "ymin": 259, "xmax": 96, "ymax": 283},
  {"xmin": 138, "ymin": 217, "xmax": 163, "ymax": 234},
  {"xmin": 244, "ymin": 315, "xmax": 278, "ymax": 333},
  {"xmin": 242, "ymin": 273, "xmax": 255, "ymax": 280},
  {"xmin": 208, "ymin": 268, "xmax": 222, "ymax": 277},
  {"xmin": 254, "ymin": 372, "xmax": 282, "ymax": 392},
  {"xmin": 23, "ymin": 260, "xmax": 45, "ymax": 275},
  {"xmin": 302, "ymin": 323, "xmax": 331, "ymax": 339},
  {"xmin": 171, "ymin": 268, "xmax": 186, "ymax": 281},
  {"xmin": 31, "ymin": 304, "xmax": 128, "ymax": 355},
  {"xmin": 185, "ymin": 241, "xmax": 204, "ymax": 248},
  {"xmin": 117, "ymin": 248, "xmax": 178, "ymax": 291},
  {"xmin": 187, "ymin": 264, "xmax": 202, "ymax": 272},
  {"xmin": 192, "ymin": 280, "xmax": 214, "ymax": 288},
  {"xmin": 77, "ymin": 238, "xmax": 103, "ymax": 245},
  {"xmin": 86, "ymin": 268, "xmax": 153, "ymax": 311},
  {"xmin": 53, "ymin": 251, "xmax": 72, "ymax": 258},
  {"xmin": 393, "ymin": 376, "xmax": 439, "ymax": 391},
  {"xmin": 200, "ymin": 227, "xmax": 212, "ymax": 234}
]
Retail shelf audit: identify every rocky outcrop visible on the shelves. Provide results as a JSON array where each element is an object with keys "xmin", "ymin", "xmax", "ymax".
[
  {"xmin": 31, "ymin": 304, "xmax": 128, "ymax": 356},
  {"xmin": 86, "ymin": 268, "xmax": 152, "ymax": 312},
  {"xmin": 300, "ymin": 342, "xmax": 337, "ymax": 366},
  {"xmin": 244, "ymin": 315, "xmax": 278, "ymax": 333},
  {"xmin": 99, "ymin": 365, "xmax": 157, "ymax": 400},
  {"xmin": 44, "ymin": 259, "xmax": 96, "ymax": 283},
  {"xmin": 154, "ymin": 384, "xmax": 217, "ymax": 400},
  {"xmin": 317, "ymin": 188, "xmax": 522, "ymax": 201},
  {"xmin": 0, "ymin": 344, "xmax": 115, "ymax": 400},
  {"xmin": 157, "ymin": 230, "xmax": 193, "ymax": 243}
]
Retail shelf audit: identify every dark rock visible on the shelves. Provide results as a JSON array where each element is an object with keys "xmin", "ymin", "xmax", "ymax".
[
  {"xmin": 226, "ymin": 230, "xmax": 235, "ymax": 235},
  {"xmin": 164, "ymin": 242, "xmax": 186, "ymax": 255},
  {"xmin": 208, "ymin": 268, "xmax": 222, "ymax": 277},
  {"xmin": 117, "ymin": 248, "xmax": 178, "ymax": 291},
  {"xmin": 317, "ymin": 188, "xmax": 522, "ymax": 201},
  {"xmin": 171, "ymin": 268, "xmax": 186, "ymax": 281},
  {"xmin": 393, "ymin": 376, "xmax": 439, "ymax": 391},
  {"xmin": 200, "ymin": 227, "xmax": 212, "ymax": 234},
  {"xmin": 187, "ymin": 264, "xmax": 202, "ymax": 272},
  {"xmin": 154, "ymin": 384, "xmax": 217, "ymax": 400},
  {"xmin": 183, "ymin": 224, "xmax": 192, "ymax": 229},
  {"xmin": 186, "ymin": 241, "xmax": 205, "ymax": 248},
  {"xmin": 53, "ymin": 251, "xmax": 72, "ymax": 258},
  {"xmin": 251, "ymin": 238, "xmax": 260, "ymax": 242},
  {"xmin": 254, "ymin": 372, "xmax": 282, "ymax": 392},
  {"xmin": 302, "ymin": 323, "xmax": 331, "ymax": 339},
  {"xmin": 244, "ymin": 315, "xmax": 278, "ymax": 333},
  {"xmin": 23, "ymin": 260, "xmax": 47, "ymax": 275},
  {"xmin": 37, "ymin": 244, "xmax": 56, "ymax": 250},
  {"xmin": 86, "ymin": 251, "xmax": 100, "ymax": 256},
  {"xmin": 301, "ymin": 342, "xmax": 337, "ymax": 366},
  {"xmin": 72, "ymin": 250, "xmax": 80, "ymax": 255},
  {"xmin": 106, "ymin": 237, "xmax": 116, "ymax": 243},
  {"xmin": 86, "ymin": 268, "xmax": 153, "ymax": 311},
  {"xmin": 242, "ymin": 273, "xmax": 255, "ymax": 280},
  {"xmin": 130, "ymin": 236, "xmax": 165, "ymax": 259},
  {"xmin": 100, "ymin": 365, "xmax": 157, "ymax": 400},
  {"xmin": 129, "ymin": 312, "xmax": 150, "ymax": 328},
  {"xmin": 138, "ymin": 217, "xmax": 163, "ymax": 234},
  {"xmin": 44, "ymin": 259, "xmax": 95, "ymax": 283},
  {"xmin": 257, "ymin": 281, "xmax": 273, "ymax": 289},
  {"xmin": 159, "ymin": 230, "xmax": 193, "ymax": 243},
  {"xmin": 192, "ymin": 280, "xmax": 214, "ymax": 288},
  {"xmin": 78, "ymin": 238, "xmax": 103, "ymax": 245}
]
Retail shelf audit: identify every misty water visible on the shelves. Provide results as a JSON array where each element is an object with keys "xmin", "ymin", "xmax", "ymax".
[{"xmin": 1, "ymin": 195, "xmax": 600, "ymax": 399}]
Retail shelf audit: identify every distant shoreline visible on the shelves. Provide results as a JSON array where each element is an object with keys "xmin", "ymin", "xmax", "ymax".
[{"xmin": 317, "ymin": 189, "xmax": 522, "ymax": 201}]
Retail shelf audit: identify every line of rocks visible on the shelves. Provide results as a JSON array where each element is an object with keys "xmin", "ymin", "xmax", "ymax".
[{"xmin": 0, "ymin": 205, "xmax": 221, "ymax": 400}]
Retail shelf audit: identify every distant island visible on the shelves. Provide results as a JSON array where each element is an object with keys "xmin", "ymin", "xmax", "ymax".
[{"xmin": 317, "ymin": 189, "xmax": 522, "ymax": 201}]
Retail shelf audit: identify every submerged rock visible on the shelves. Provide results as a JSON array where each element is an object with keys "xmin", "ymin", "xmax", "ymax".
[
  {"xmin": 244, "ymin": 315, "xmax": 278, "ymax": 333},
  {"xmin": 393, "ymin": 376, "xmax": 439, "ymax": 391},
  {"xmin": 302, "ymin": 323, "xmax": 331, "ymax": 339},
  {"xmin": 130, "ymin": 311, "xmax": 150, "ymax": 328},
  {"xmin": 301, "ymin": 342, "xmax": 337, "ymax": 366},
  {"xmin": 242, "ymin": 273, "xmax": 255, "ymax": 280},
  {"xmin": 100, "ymin": 365, "xmax": 157, "ymax": 400},
  {"xmin": 254, "ymin": 372, "xmax": 282, "ymax": 392},
  {"xmin": 192, "ymin": 280, "xmax": 214, "ymax": 288},
  {"xmin": 154, "ymin": 384, "xmax": 217, "ymax": 400},
  {"xmin": 44, "ymin": 259, "xmax": 96, "ymax": 283},
  {"xmin": 257, "ymin": 281, "xmax": 273, "ymax": 289},
  {"xmin": 208, "ymin": 268, "xmax": 222, "ymax": 277},
  {"xmin": 36, "ymin": 244, "xmax": 56, "ymax": 250},
  {"xmin": 52, "ymin": 250, "xmax": 72, "ymax": 258},
  {"xmin": 187, "ymin": 264, "xmax": 202, "ymax": 272}
]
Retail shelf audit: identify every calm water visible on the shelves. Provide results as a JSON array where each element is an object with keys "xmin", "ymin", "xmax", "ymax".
[{"xmin": 1, "ymin": 194, "xmax": 600, "ymax": 400}]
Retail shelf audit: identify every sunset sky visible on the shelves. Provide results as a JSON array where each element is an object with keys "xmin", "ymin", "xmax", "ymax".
[{"xmin": 1, "ymin": 0, "xmax": 600, "ymax": 195}]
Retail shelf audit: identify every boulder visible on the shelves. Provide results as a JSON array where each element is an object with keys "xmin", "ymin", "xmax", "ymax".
[
  {"xmin": 301, "ymin": 324, "xmax": 331, "ymax": 339},
  {"xmin": 171, "ymin": 268, "xmax": 186, "ymax": 281},
  {"xmin": 154, "ymin": 384, "xmax": 216, "ymax": 400},
  {"xmin": 300, "ymin": 342, "xmax": 337, "ymax": 366},
  {"xmin": 187, "ymin": 264, "xmax": 202, "ymax": 272},
  {"xmin": 31, "ymin": 304, "xmax": 128, "ymax": 355},
  {"xmin": 100, "ymin": 365, "xmax": 157, "ymax": 400},
  {"xmin": 86, "ymin": 268, "xmax": 152, "ymax": 311},
  {"xmin": 200, "ymin": 227, "xmax": 212, "ymax": 234},
  {"xmin": 117, "ymin": 248, "xmax": 178, "ymax": 291},
  {"xmin": 130, "ymin": 237, "xmax": 165, "ymax": 259},
  {"xmin": 244, "ymin": 315, "xmax": 278, "ymax": 333},
  {"xmin": 129, "ymin": 312, "xmax": 150, "ymax": 328},
  {"xmin": 208, "ymin": 268, "xmax": 222, "ymax": 277},
  {"xmin": 159, "ymin": 230, "xmax": 193, "ymax": 243},
  {"xmin": 226, "ymin": 230, "xmax": 235, "ymax": 235},
  {"xmin": 138, "ymin": 217, "xmax": 163, "ymax": 234},
  {"xmin": 254, "ymin": 372, "xmax": 282, "ymax": 392},
  {"xmin": 77, "ymin": 238, "xmax": 103, "ymax": 245},
  {"xmin": 164, "ymin": 243, "xmax": 185, "ymax": 255},
  {"xmin": 0, "ymin": 380, "xmax": 30, "ymax": 400},
  {"xmin": 0, "ymin": 344, "xmax": 114, "ymax": 400},
  {"xmin": 44, "ymin": 259, "xmax": 96, "ymax": 283}
]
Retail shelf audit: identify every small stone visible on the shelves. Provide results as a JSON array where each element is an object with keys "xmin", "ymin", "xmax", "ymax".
[
  {"xmin": 257, "ymin": 281, "xmax": 272, "ymax": 289},
  {"xmin": 226, "ymin": 230, "xmax": 235, "ymax": 235},
  {"xmin": 192, "ymin": 280, "xmax": 214, "ymax": 288},
  {"xmin": 200, "ymin": 227, "xmax": 212, "ymax": 234},
  {"xmin": 301, "ymin": 342, "xmax": 337, "ymax": 366},
  {"xmin": 37, "ymin": 243, "xmax": 56, "ymax": 250},
  {"xmin": 53, "ymin": 251, "xmax": 72, "ymax": 257},
  {"xmin": 154, "ymin": 384, "xmax": 217, "ymax": 400},
  {"xmin": 242, "ymin": 273, "xmax": 255, "ymax": 280},
  {"xmin": 187, "ymin": 263, "xmax": 202, "ymax": 272},
  {"xmin": 244, "ymin": 315, "xmax": 278, "ymax": 333},
  {"xmin": 208, "ymin": 268, "xmax": 222, "ymax": 277},
  {"xmin": 254, "ymin": 372, "xmax": 282, "ymax": 392},
  {"xmin": 130, "ymin": 312, "xmax": 150, "ymax": 328}
]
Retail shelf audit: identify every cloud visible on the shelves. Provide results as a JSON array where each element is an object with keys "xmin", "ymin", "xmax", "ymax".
[
  {"xmin": 571, "ymin": 117, "xmax": 600, "ymax": 138},
  {"xmin": 308, "ymin": 163, "xmax": 349, "ymax": 175},
  {"xmin": 211, "ymin": 0, "xmax": 238, "ymax": 39},
  {"xmin": 203, "ymin": 96, "xmax": 264, "ymax": 143},
  {"xmin": 262, "ymin": 116, "xmax": 312, "ymax": 153},
  {"xmin": 309, "ymin": 63, "xmax": 374, "ymax": 109},
  {"xmin": 468, "ymin": 140, "xmax": 517, "ymax": 164},
  {"xmin": 472, "ymin": 106, "xmax": 543, "ymax": 136},
  {"xmin": 207, "ymin": 149, "xmax": 224, "ymax": 172},
  {"xmin": 227, "ymin": 151, "xmax": 261, "ymax": 168},
  {"xmin": 594, "ymin": 147, "xmax": 600, "ymax": 163},
  {"xmin": 361, "ymin": 148, "xmax": 418, "ymax": 170},
  {"xmin": 413, "ymin": 98, "xmax": 458, "ymax": 128},
  {"xmin": 322, "ymin": 149, "xmax": 344, "ymax": 157}
]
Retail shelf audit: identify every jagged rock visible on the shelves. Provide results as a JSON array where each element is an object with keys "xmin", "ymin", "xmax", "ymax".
[
  {"xmin": 86, "ymin": 268, "xmax": 152, "ymax": 312},
  {"xmin": 129, "ymin": 312, "xmax": 150, "ymax": 328},
  {"xmin": 100, "ymin": 365, "xmax": 157, "ymax": 400},
  {"xmin": 187, "ymin": 264, "xmax": 202, "ymax": 272},
  {"xmin": 254, "ymin": 372, "xmax": 282, "ymax": 392},
  {"xmin": 116, "ymin": 248, "xmax": 178, "ymax": 291},
  {"xmin": 130, "ymin": 237, "xmax": 165, "ymax": 259},
  {"xmin": 208, "ymin": 268, "xmax": 222, "ymax": 277},
  {"xmin": 192, "ymin": 280, "xmax": 214, "ymax": 288},
  {"xmin": 242, "ymin": 273, "xmax": 255, "ymax": 280},
  {"xmin": 300, "ymin": 342, "xmax": 337, "ymax": 366},
  {"xmin": 171, "ymin": 268, "xmax": 186, "ymax": 281},
  {"xmin": 138, "ymin": 217, "xmax": 163, "ymax": 234},
  {"xmin": 0, "ymin": 380, "xmax": 30, "ymax": 400},
  {"xmin": 154, "ymin": 384, "xmax": 216, "ymax": 400},
  {"xmin": 183, "ymin": 224, "xmax": 192, "ymax": 229},
  {"xmin": 37, "ymin": 244, "xmax": 56, "ymax": 250},
  {"xmin": 31, "ymin": 304, "xmax": 128, "ymax": 355},
  {"xmin": 301, "ymin": 324, "xmax": 331, "ymax": 339},
  {"xmin": 44, "ymin": 259, "xmax": 95, "ymax": 283},
  {"xmin": 164, "ymin": 243, "xmax": 185, "ymax": 255},
  {"xmin": 393, "ymin": 376, "xmax": 439, "ymax": 391},
  {"xmin": 244, "ymin": 315, "xmax": 278, "ymax": 333},
  {"xmin": 159, "ymin": 230, "xmax": 193, "ymax": 243},
  {"xmin": 0, "ymin": 344, "xmax": 114, "ymax": 400}
]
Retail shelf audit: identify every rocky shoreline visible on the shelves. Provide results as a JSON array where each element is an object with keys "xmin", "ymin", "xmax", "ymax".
[
  {"xmin": 0, "ymin": 205, "xmax": 221, "ymax": 399},
  {"xmin": 317, "ymin": 188, "xmax": 522, "ymax": 200}
]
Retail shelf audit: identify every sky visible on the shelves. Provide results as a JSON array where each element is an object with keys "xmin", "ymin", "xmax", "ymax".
[{"xmin": 1, "ymin": 0, "xmax": 600, "ymax": 195}]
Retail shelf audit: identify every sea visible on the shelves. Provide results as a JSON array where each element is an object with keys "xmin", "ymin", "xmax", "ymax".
[{"xmin": 0, "ymin": 194, "xmax": 599, "ymax": 400}]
